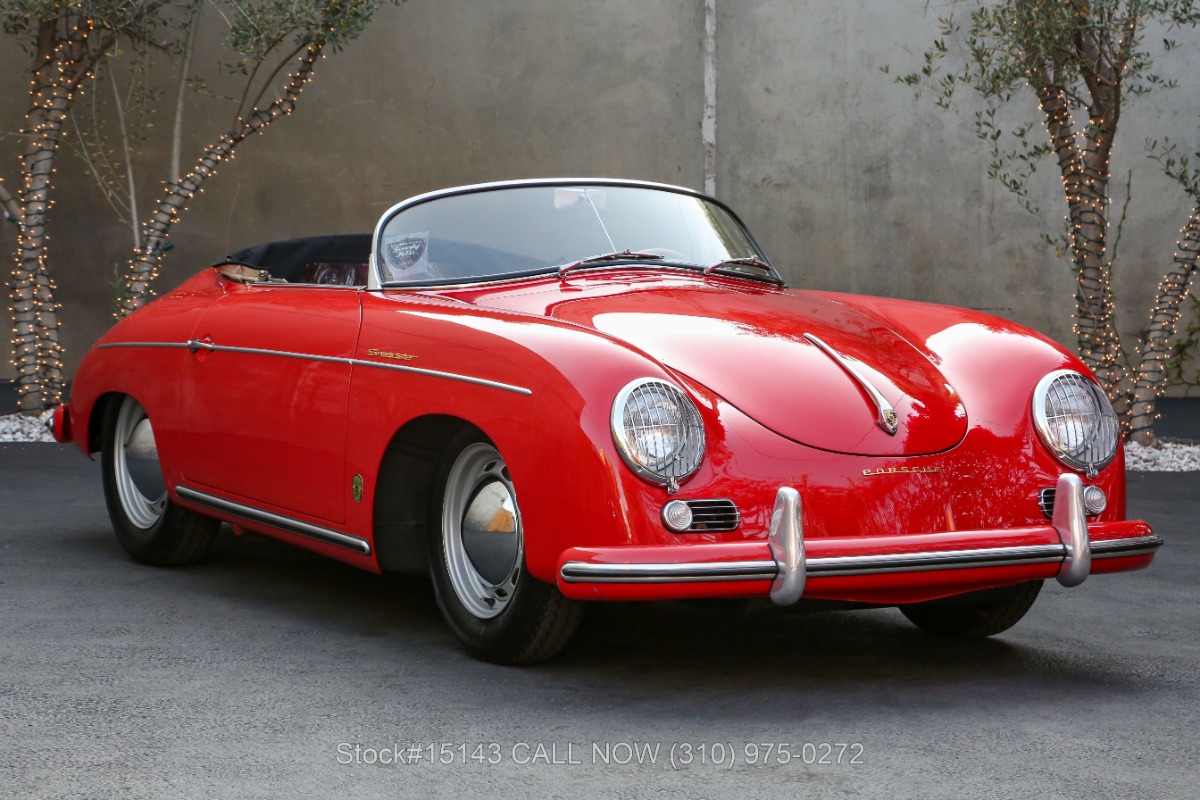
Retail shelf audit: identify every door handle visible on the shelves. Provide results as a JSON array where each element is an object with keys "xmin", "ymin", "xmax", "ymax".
[{"xmin": 186, "ymin": 337, "xmax": 214, "ymax": 354}]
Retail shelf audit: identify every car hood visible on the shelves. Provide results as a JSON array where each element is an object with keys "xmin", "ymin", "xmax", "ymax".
[{"xmin": 457, "ymin": 276, "xmax": 968, "ymax": 456}]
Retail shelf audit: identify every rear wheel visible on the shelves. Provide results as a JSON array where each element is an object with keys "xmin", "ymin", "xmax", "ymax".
[
  {"xmin": 101, "ymin": 395, "xmax": 219, "ymax": 566},
  {"xmin": 429, "ymin": 430, "xmax": 582, "ymax": 664},
  {"xmin": 899, "ymin": 581, "xmax": 1042, "ymax": 638}
]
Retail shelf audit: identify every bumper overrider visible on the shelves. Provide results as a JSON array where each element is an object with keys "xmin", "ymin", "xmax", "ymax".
[{"xmin": 556, "ymin": 474, "xmax": 1162, "ymax": 604}]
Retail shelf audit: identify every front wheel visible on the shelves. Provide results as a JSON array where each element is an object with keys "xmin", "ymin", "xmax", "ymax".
[
  {"xmin": 101, "ymin": 395, "xmax": 219, "ymax": 566},
  {"xmin": 429, "ymin": 431, "xmax": 582, "ymax": 664},
  {"xmin": 899, "ymin": 581, "xmax": 1042, "ymax": 638}
]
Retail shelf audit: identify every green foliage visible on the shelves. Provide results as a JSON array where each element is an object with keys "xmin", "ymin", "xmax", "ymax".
[
  {"xmin": 897, "ymin": 2, "xmax": 1200, "ymax": 418},
  {"xmin": 1164, "ymin": 294, "xmax": 1200, "ymax": 386},
  {"xmin": 896, "ymin": 1, "xmax": 1198, "ymax": 219},
  {"xmin": 1150, "ymin": 129, "xmax": 1200, "ymax": 388},
  {"xmin": 0, "ymin": 1, "xmax": 395, "ymax": 63},
  {"xmin": 1148, "ymin": 133, "xmax": 1200, "ymax": 201},
  {"xmin": 0, "ymin": 1, "xmax": 176, "ymax": 51},
  {"xmin": 225, "ymin": 0, "xmax": 383, "ymax": 61},
  {"xmin": 3, "ymin": 0, "xmax": 398, "ymax": 213}
]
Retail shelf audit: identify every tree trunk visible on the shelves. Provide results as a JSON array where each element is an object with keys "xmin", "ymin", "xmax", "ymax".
[
  {"xmin": 1035, "ymin": 85, "xmax": 1129, "ymax": 418},
  {"xmin": 0, "ymin": 180, "xmax": 20, "ymax": 223},
  {"xmin": 8, "ymin": 16, "xmax": 107, "ymax": 412},
  {"xmin": 11, "ymin": 23, "xmax": 75, "ymax": 412},
  {"xmin": 118, "ymin": 44, "xmax": 324, "ymax": 317},
  {"xmin": 1073, "ymin": 141, "xmax": 1123, "ymax": 396},
  {"xmin": 1127, "ymin": 205, "xmax": 1200, "ymax": 444}
]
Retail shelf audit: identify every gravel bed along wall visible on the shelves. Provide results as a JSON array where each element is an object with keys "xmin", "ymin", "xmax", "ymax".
[
  {"xmin": 0, "ymin": 411, "xmax": 55, "ymax": 443},
  {"xmin": 5, "ymin": 412, "xmax": 1198, "ymax": 470}
]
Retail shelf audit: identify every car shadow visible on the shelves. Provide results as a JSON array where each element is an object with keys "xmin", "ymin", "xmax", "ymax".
[{"xmin": 74, "ymin": 522, "xmax": 1149, "ymax": 721}]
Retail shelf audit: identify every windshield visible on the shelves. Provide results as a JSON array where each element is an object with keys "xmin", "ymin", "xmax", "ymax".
[{"xmin": 374, "ymin": 183, "xmax": 772, "ymax": 286}]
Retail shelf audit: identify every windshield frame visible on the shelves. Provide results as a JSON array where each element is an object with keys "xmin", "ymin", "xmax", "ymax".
[{"xmin": 368, "ymin": 178, "xmax": 782, "ymax": 290}]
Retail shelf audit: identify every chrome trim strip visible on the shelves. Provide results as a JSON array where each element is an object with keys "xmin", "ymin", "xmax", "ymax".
[
  {"xmin": 558, "ymin": 532, "xmax": 1159, "ymax": 586},
  {"xmin": 768, "ymin": 487, "xmax": 805, "ymax": 605},
  {"xmin": 559, "ymin": 560, "xmax": 777, "ymax": 583},
  {"xmin": 355, "ymin": 357, "xmax": 533, "ymax": 395},
  {"xmin": 102, "ymin": 341, "xmax": 532, "ymax": 396},
  {"xmin": 1091, "ymin": 534, "xmax": 1163, "ymax": 559},
  {"xmin": 803, "ymin": 333, "xmax": 899, "ymax": 435},
  {"xmin": 98, "ymin": 342, "xmax": 190, "ymax": 350},
  {"xmin": 805, "ymin": 544, "xmax": 1066, "ymax": 576},
  {"xmin": 1052, "ymin": 473, "xmax": 1091, "ymax": 587},
  {"xmin": 175, "ymin": 485, "xmax": 371, "ymax": 555}
]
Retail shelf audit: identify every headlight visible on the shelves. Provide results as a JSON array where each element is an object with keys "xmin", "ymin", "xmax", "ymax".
[
  {"xmin": 1032, "ymin": 370, "xmax": 1119, "ymax": 473},
  {"xmin": 611, "ymin": 378, "xmax": 705, "ymax": 487}
]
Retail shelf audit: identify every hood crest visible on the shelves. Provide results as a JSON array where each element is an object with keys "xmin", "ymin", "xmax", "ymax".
[{"xmin": 803, "ymin": 333, "xmax": 899, "ymax": 435}]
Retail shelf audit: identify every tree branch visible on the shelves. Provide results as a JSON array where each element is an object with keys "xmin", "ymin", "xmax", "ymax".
[
  {"xmin": 120, "ymin": 43, "xmax": 326, "ymax": 316},
  {"xmin": 0, "ymin": 178, "xmax": 21, "ymax": 222},
  {"xmin": 172, "ymin": 5, "xmax": 202, "ymax": 184},
  {"xmin": 247, "ymin": 42, "xmax": 309, "ymax": 120},
  {"xmin": 1112, "ymin": 0, "xmax": 1143, "ymax": 73},
  {"xmin": 1129, "ymin": 204, "xmax": 1200, "ymax": 442},
  {"xmin": 109, "ymin": 64, "xmax": 140, "ymax": 249},
  {"xmin": 69, "ymin": 109, "xmax": 133, "ymax": 220}
]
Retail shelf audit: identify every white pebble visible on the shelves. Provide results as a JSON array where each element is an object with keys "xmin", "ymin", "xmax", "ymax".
[
  {"xmin": 0, "ymin": 410, "xmax": 56, "ymax": 443},
  {"xmin": 1124, "ymin": 441, "xmax": 1200, "ymax": 472},
  {"xmin": 3, "ymin": 412, "xmax": 1198, "ymax": 471}
]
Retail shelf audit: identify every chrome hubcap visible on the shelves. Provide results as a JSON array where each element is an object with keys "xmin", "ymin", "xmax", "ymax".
[
  {"xmin": 442, "ymin": 443, "xmax": 522, "ymax": 619},
  {"xmin": 114, "ymin": 398, "xmax": 167, "ymax": 529}
]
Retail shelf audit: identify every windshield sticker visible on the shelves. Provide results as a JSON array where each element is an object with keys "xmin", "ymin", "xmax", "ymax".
[{"xmin": 382, "ymin": 232, "xmax": 432, "ymax": 281}]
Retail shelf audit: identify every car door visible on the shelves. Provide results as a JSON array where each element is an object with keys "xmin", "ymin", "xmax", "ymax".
[{"xmin": 177, "ymin": 283, "xmax": 362, "ymax": 525}]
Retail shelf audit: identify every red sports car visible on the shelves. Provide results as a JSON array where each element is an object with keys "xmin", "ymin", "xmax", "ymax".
[{"xmin": 54, "ymin": 178, "xmax": 1161, "ymax": 663}]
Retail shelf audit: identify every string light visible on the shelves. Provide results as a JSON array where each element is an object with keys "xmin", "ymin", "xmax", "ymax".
[
  {"xmin": 117, "ymin": 44, "xmax": 323, "ymax": 318},
  {"xmin": 11, "ymin": 9, "xmax": 347, "ymax": 409},
  {"xmin": 1127, "ymin": 207, "xmax": 1200, "ymax": 440},
  {"xmin": 1034, "ymin": 83, "xmax": 1126, "ymax": 413},
  {"xmin": 10, "ymin": 12, "xmax": 97, "ymax": 410}
]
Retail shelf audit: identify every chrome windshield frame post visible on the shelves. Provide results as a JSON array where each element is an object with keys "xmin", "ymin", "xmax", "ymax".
[
  {"xmin": 1052, "ymin": 473, "xmax": 1092, "ymax": 587},
  {"xmin": 769, "ymin": 487, "xmax": 805, "ymax": 605}
]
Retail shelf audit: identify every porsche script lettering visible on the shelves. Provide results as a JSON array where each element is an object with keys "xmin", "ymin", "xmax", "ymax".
[{"xmin": 862, "ymin": 466, "xmax": 941, "ymax": 476}]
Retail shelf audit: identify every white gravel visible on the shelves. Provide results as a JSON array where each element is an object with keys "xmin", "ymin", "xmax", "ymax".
[
  {"xmin": 0, "ymin": 411, "xmax": 56, "ymax": 443},
  {"xmin": 3, "ymin": 411, "xmax": 1198, "ymax": 470},
  {"xmin": 1124, "ymin": 441, "xmax": 1200, "ymax": 472}
]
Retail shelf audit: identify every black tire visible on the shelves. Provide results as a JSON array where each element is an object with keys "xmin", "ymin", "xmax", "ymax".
[
  {"xmin": 428, "ymin": 428, "xmax": 583, "ymax": 664},
  {"xmin": 101, "ymin": 395, "xmax": 219, "ymax": 566},
  {"xmin": 899, "ymin": 581, "xmax": 1043, "ymax": 638}
]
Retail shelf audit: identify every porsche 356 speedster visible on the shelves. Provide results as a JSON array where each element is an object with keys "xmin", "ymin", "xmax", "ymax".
[{"xmin": 54, "ymin": 178, "xmax": 1161, "ymax": 663}]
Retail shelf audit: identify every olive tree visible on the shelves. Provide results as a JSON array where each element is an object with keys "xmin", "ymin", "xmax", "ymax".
[
  {"xmin": 117, "ymin": 0, "xmax": 390, "ymax": 319},
  {"xmin": 2, "ymin": 1, "xmax": 174, "ymax": 412},
  {"xmin": 2, "ymin": 0, "xmax": 395, "ymax": 413},
  {"xmin": 898, "ymin": 0, "xmax": 1200, "ymax": 444}
]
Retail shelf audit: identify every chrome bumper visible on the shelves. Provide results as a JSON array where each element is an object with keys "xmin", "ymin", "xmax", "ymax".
[{"xmin": 557, "ymin": 476, "xmax": 1163, "ymax": 605}]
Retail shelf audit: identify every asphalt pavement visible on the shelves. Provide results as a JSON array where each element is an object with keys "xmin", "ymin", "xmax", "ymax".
[{"xmin": 0, "ymin": 443, "xmax": 1196, "ymax": 799}]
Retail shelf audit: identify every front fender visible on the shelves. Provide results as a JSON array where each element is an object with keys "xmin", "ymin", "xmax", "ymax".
[{"xmin": 347, "ymin": 294, "xmax": 696, "ymax": 583}]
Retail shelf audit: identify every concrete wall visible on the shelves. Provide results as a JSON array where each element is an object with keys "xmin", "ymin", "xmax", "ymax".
[{"xmin": 1, "ymin": 0, "xmax": 1196, "ymax": 379}]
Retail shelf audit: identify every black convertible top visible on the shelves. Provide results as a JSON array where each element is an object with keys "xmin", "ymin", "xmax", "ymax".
[{"xmin": 218, "ymin": 234, "xmax": 372, "ymax": 284}]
